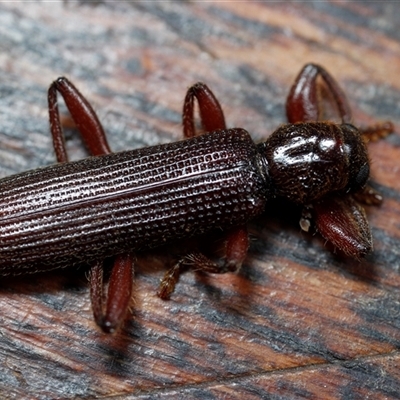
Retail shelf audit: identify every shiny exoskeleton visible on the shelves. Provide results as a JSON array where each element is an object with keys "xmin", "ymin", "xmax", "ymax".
[
  {"xmin": 0, "ymin": 128, "xmax": 267, "ymax": 273},
  {"xmin": 0, "ymin": 64, "xmax": 393, "ymax": 333}
]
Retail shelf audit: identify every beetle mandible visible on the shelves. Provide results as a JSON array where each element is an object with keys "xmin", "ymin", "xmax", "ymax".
[{"xmin": 0, "ymin": 64, "xmax": 393, "ymax": 333}]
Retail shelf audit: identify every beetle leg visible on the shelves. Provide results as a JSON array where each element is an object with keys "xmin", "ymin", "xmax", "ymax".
[
  {"xmin": 286, "ymin": 63, "xmax": 352, "ymax": 123},
  {"xmin": 288, "ymin": 66, "xmax": 395, "ymax": 257},
  {"xmin": 48, "ymin": 77, "xmax": 111, "ymax": 162},
  {"xmin": 90, "ymin": 254, "xmax": 134, "ymax": 333},
  {"xmin": 311, "ymin": 194, "xmax": 372, "ymax": 258},
  {"xmin": 48, "ymin": 77, "xmax": 134, "ymax": 333},
  {"xmin": 158, "ymin": 226, "xmax": 249, "ymax": 299},
  {"xmin": 182, "ymin": 82, "xmax": 226, "ymax": 137},
  {"xmin": 157, "ymin": 260, "xmax": 184, "ymax": 300},
  {"xmin": 177, "ymin": 84, "xmax": 251, "ymax": 298}
]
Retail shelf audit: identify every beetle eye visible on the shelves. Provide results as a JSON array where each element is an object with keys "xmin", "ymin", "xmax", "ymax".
[
  {"xmin": 340, "ymin": 123, "xmax": 370, "ymax": 192},
  {"xmin": 342, "ymin": 123, "xmax": 358, "ymax": 133},
  {"xmin": 353, "ymin": 163, "xmax": 369, "ymax": 189}
]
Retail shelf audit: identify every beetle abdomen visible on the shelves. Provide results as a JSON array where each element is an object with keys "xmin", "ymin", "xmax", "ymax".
[{"xmin": 0, "ymin": 128, "xmax": 267, "ymax": 274}]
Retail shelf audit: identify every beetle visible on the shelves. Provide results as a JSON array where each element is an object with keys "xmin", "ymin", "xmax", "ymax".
[{"xmin": 0, "ymin": 64, "xmax": 393, "ymax": 333}]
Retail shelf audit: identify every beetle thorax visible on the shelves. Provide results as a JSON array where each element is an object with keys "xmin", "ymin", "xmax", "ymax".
[{"xmin": 257, "ymin": 122, "xmax": 369, "ymax": 204}]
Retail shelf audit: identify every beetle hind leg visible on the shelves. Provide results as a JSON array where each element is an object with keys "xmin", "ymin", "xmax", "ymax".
[
  {"xmin": 48, "ymin": 77, "xmax": 112, "ymax": 162},
  {"xmin": 90, "ymin": 254, "xmax": 134, "ymax": 333},
  {"xmin": 48, "ymin": 77, "xmax": 134, "ymax": 333}
]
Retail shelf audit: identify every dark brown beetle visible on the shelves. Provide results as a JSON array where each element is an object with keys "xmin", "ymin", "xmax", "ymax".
[{"xmin": 0, "ymin": 64, "xmax": 393, "ymax": 332}]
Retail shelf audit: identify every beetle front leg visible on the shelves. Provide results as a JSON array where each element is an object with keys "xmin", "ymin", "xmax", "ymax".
[
  {"xmin": 288, "ymin": 65, "xmax": 362, "ymax": 254},
  {"xmin": 288, "ymin": 66, "xmax": 394, "ymax": 210},
  {"xmin": 287, "ymin": 64, "xmax": 395, "ymax": 138},
  {"xmin": 48, "ymin": 77, "xmax": 134, "ymax": 333},
  {"xmin": 286, "ymin": 63, "xmax": 353, "ymax": 124},
  {"xmin": 312, "ymin": 194, "xmax": 372, "ymax": 258},
  {"xmin": 288, "ymin": 65, "xmax": 395, "ymax": 258}
]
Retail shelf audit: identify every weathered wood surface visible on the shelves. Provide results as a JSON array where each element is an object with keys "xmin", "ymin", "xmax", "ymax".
[{"xmin": 0, "ymin": 2, "xmax": 399, "ymax": 399}]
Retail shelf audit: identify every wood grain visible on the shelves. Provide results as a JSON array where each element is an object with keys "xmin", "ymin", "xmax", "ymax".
[{"xmin": 0, "ymin": 2, "xmax": 399, "ymax": 399}]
